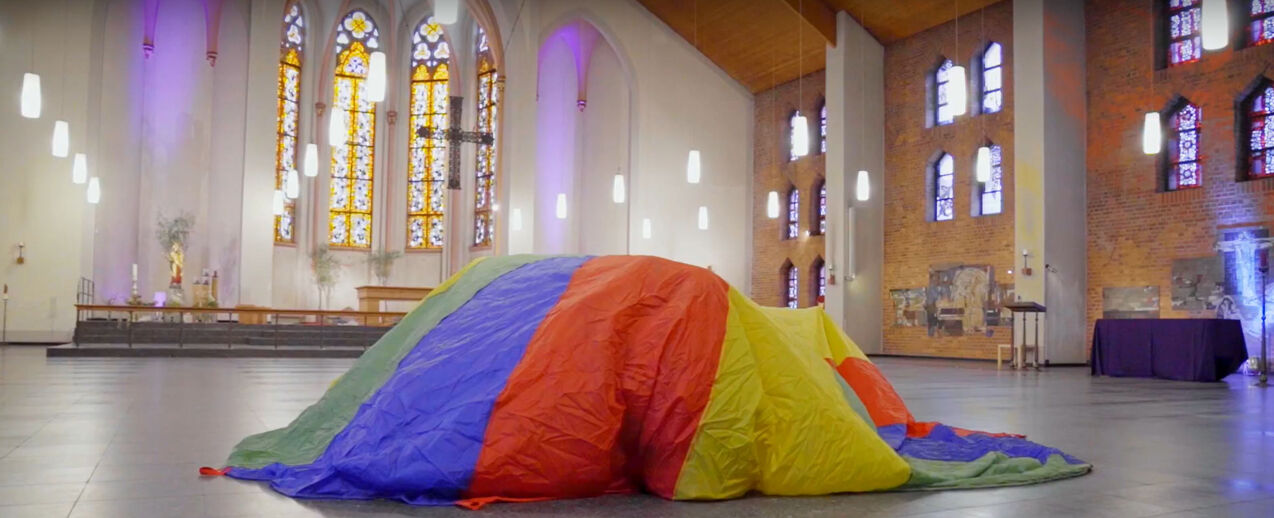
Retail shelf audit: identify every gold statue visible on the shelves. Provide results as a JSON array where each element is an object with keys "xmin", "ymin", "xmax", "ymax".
[{"xmin": 168, "ymin": 241, "xmax": 184, "ymax": 285}]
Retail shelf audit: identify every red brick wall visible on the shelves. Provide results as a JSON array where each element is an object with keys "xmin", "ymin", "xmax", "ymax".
[
  {"xmin": 1086, "ymin": 0, "xmax": 1274, "ymax": 338},
  {"xmin": 881, "ymin": 1, "xmax": 1016, "ymax": 359},
  {"xmin": 751, "ymin": 70, "xmax": 827, "ymax": 307}
]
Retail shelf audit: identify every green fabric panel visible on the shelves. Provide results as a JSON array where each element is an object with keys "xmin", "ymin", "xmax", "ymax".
[
  {"xmin": 830, "ymin": 363, "xmax": 874, "ymax": 427},
  {"xmin": 226, "ymin": 254, "xmax": 552, "ymax": 469},
  {"xmin": 899, "ymin": 453, "xmax": 1091, "ymax": 490}
]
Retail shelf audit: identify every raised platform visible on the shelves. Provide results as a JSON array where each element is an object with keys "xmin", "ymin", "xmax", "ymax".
[{"xmin": 46, "ymin": 342, "xmax": 366, "ymax": 358}]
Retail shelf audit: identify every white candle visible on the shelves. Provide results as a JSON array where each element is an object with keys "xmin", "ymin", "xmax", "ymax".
[{"xmin": 132, "ymin": 263, "xmax": 138, "ymax": 282}]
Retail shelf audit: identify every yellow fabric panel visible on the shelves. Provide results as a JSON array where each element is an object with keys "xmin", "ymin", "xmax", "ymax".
[{"xmin": 674, "ymin": 289, "xmax": 910, "ymax": 499}]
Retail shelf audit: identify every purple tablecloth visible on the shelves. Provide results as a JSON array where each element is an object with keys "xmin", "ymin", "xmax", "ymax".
[{"xmin": 1091, "ymin": 319, "xmax": 1248, "ymax": 382}]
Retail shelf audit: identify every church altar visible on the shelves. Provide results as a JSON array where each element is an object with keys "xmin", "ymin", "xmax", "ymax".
[{"xmin": 356, "ymin": 286, "xmax": 434, "ymax": 312}]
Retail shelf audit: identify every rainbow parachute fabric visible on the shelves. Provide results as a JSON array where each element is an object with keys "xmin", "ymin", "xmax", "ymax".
[{"xmin": 213, "ymin": 255, "xmax": 1090, "ymax": 507}]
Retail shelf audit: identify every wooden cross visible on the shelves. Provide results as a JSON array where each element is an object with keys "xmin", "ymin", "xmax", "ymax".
[{"xmin": 416, "ymin": 96, "xmax": 495, "ymax": 190}]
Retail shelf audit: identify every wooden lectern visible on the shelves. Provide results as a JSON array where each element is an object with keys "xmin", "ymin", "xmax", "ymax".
[
  {"xmin": 1004, "ymin": 301, "xmax": 1045, "ymax": 370},
  {"xmin": 356, "ymin": 286, "xmax": 434, "ymax": 312}
]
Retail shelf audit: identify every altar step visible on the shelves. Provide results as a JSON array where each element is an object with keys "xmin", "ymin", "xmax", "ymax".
[
  {"xmin": 72, "ymin": 320, "xmax": 390, "ymax": 349},
  {"xmin": 46, "ymin": 343, "xmax": 365, "ymax": 358}
]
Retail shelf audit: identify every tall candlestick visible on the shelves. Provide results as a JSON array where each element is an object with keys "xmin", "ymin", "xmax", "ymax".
[{"xmin": 132, "ymin": 263, "xmax": 138, "ymax": 283}]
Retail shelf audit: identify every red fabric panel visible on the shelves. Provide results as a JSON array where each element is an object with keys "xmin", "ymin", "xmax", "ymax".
[
  {"xmin": 463, "ymin": 256, "xmax": 730, "ymax": 501},
  {"xmin": 834, "ymin": 358, "xmax": 915, "ymax": 427},
  {"xmin": 906, "ymin": 421, "xmax": 1024, "ymax": 439}
]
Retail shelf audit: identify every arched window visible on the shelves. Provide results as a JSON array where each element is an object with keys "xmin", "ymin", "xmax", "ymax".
[
  {"xmin": 818, "ymin": 100, "xmax": 827, "ymax": 154},
  {"xmin": 785, "ymin": 187, "xmax": 800, "ymax": 239},
  {"xmin": 812, "ymin": 257, "xmax": 826, "ymax": 307},
  {"xmin": 784, "ymin": 263, "xmax": 799, "ymax": 309},
  {"xmin": 789, "ymin": 111, "xmax": 806, "ymax": 161},
  {"xmin": 1244, "ymin": 81, "xmax": 1274, "ymax": 179},
  {"xmin": 978, "ymin": 144, "xmax": 1003, "ymax": 215},
  {"xmin": 1166, "ymin": 101, "xmax": 1201, "ymax": 189},
  {"xmin": 407, "ymin": 17, "xmax": 450, "ymax": 250},
  {"xmin": 1165, "ymin": 0, "xmax": 1201, "ymax": 66},
  {"xmin": 935, "ymin": 59, "xmax": 955, "ymax": 126},
  {"xmin": 1252, "ymin": 1, "xmax": 1274, "ymax": 46},
  {"xmin": 328, "ymin": 10, "xmax": 380, "ymax": 248},
  {"xmin": 812, "ymin": 180, "xmax": 826, "ymax": 235},
  {"xmin": 274, "ymin": 2, "xmax": 304, "ymax": 244},
  {"xmin": 473, "ymin": 25, "xmax": 499, "ymax": 248},
  {"xmin": 981, "ymin": 42, "xmax": 1003, "ymax": 114},
  {"xmin": 934, "ymin": 152, "xmax": 955, "ymax": 221}
]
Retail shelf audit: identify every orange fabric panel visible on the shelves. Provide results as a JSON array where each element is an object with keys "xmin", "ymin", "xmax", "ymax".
[
  {"xmin": 834, "ymin": 357, "xmax": 914, "ymax": 427},
  {"xmin": 464, "ymin": 256, "xmax": 730, "ymax": 501}
]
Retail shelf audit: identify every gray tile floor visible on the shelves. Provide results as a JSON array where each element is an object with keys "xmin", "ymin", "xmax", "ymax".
[{"xmin": 1, "ymin": 346, "xmax": 1271, "ymax": 517}]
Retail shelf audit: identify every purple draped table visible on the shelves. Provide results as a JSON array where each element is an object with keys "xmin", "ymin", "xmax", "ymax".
[{"xmin": 1091, "ymin": 319, "xmax": 1248, "ymax": 382}]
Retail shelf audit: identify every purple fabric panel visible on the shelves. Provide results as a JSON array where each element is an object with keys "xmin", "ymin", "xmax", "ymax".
[{"xmin": 1090, "ymin": 319, "xmax": 1247, "ymax": 382}]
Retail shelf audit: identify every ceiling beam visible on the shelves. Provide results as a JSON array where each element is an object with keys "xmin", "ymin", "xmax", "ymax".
[{"xmin": 778, "ymin": 0, "xmax": 837, "ymax": 45}]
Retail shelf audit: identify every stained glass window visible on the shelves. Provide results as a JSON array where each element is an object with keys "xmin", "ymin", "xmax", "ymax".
[
  {"xmin": 1166, "ymin": 0, "xmax": 1202, "ymax": 66},
  {"xmin": 274, "ymin": 1, "xmax": 303, "ymax": 244},
  {"xmin": 407, "ymin": 17, "xmax": 450, "ymax": 250},
  {"xmin": 785, "ymin": 264, "xmax": 799, "ymax": 309},
  {"xmin": 1251, "ymin": 0, "xmax": 1274, "ymax": 46},
  {"xmin": 980, "ymin": 145, "xmax": 1004, "ymax": 215},
  {"xmin": 935, "ymin": 59, "xmax": 954, "ymax": 126},
  {"xmin": 786, "ymin": 188, "xmax": 800, "ymax": 239},
  {"xmin": 819, "ymin": 101, "xmax": 827, "ymax": 154},
  {"xmin": 1167, "ymin": 102, "xmax": 1202, "ymax": 189},
  {"xmin": 935, "ymin": 153, "xmax": 955, "ymax": 221},
  {"xmin": 813, "ymin": 258, "xmax": 826, "ymax": 307},
  {"xmin": 982, "ymin": 42, "xmax": 1003, "ymax": 114},
  {"xmin": 814, "ymin": 180, "xmax": 826, "ymax": 235},
  {"xmin": 789, "ymin": 111, "xmax": 805, "ymax": 161},
  {"xmin": 328, "ymin": 9, "xmax": 380, "ymax": 248},
  {"xmin": 1246, "ymin": 83, "xmax": 1274, "ymax": 178},
  {"xmin": 473, "ymin": 25, "xmax": 500, "ymax": 247}
]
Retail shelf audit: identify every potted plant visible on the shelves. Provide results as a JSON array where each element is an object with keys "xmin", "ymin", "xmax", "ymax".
[
  {"xmin": 310, "ymin": 245, "xmax": 341, "ymax": 309},
  {"xmin": 366, "ymin": 249, "xmax": 403, "ymax": 286}
]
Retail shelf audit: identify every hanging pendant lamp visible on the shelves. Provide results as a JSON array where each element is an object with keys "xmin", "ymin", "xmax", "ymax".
[
  {"xmin": 86, "ymin": 177, "xmax": 101, "ymax": 204},
  {"xmin": 367, "ymin": 52, "xmax": 387, "ymax": 102},
  {"xmin": 20, "ymin": 73, "xmax": 41, "ymax": 119},
  {"xmin": 686, "ymin": 150, "xmax": 701, "ymax": 184},
  {"xmin": 329, "ymin": 114, "xmax": 347, "ymax": 147},
  {"xmin": 303, "ymin": 143, "xmax": 319, "ymax": 177},
  {"xmin": 555, "ymin": 193, "xmax": 568, "ymax": 219},
  {"xmin": 612, "ymin": 173, "xmax": 626, "ymax": 203},
  {"xmin": 976, "ymin": 146, "xmax": 992, "ymax": 183},
  {"xmin": 51, "ymin": 120, "xmax": 69, "ymax": 157},
  {"xmin": 697, "ymin": 206, "xmax": 709, "ymax": 230},
  {"xmin": 1142, "ymin": 112, "xmax": 1162, "ymax": 155},
  {"xmin": 1201, "ymin": 0, "xmax": 1228, "ymax": 50},
  {"xmin": 856, "ymin": 170, "xmax": 871, "ymax": 202},
  {"xmin": 285, "ymin": 169, "xmax": 300, "ymax": 199},
  {"xmin": 71, "ymin": 153, "xmax": 88, "ymax": 184},
  {"xmin": 435, "ymin": 0, "xmax": 460, "ymax": 25},
  {"xmin": 766, "ymin": 191, "xmax": 781, "ymax": 219},
  {"xmin": 949, "ymin": 65, "xmax": 968, "ymax": 116},
  {"xmin": 791, "ymin": 112, "xmax": 810, "ymax": 158}
]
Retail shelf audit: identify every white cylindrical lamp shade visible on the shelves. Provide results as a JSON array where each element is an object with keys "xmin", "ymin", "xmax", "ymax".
[
  {"xmin": 86, "ymin": 177, "xmax": 101, "ymax": 204},
  {"xmin": 697, "ymin": 206, "xmax": 709, "ymax": 230},
  {"xmin": 20, "ymin": 73, "xmax": 41, "ymax": 119},
  {"xmin": 766, "ymin": 191, "xmax": 780, "ymax": 219},
  {"xmin": 555, "ymin": 193, "xmax": 568, "ymax": 219},
  {"xmin": 948, "ymin": 66, "xmax": 968, "ymax": 116},
  {"xmin": 303, "ymin": 143, "xmax": 319, "ymax": 177},
  {"xmin": 791, "ymin": 113, "xmax": 810, "ymax": 158},
  {"xmin": 329, "ymin": 114, "xmax": 347, "ymax": 147},
  {"xmin": 856, "ymin": 170, "xmax": 870, "ymax": 202},
  {"xmin": 51, "ymin": 120, "xmax": 69, "ymax": 157},
  {"xmin": 366, "ymin": 52, "xmax": 387, "ymax": 102},
  {"xmin": 975, "ymin": 147, "xmax": 992, "ymax": 183},
  {"xmin": 686, "ymin": 150, "xmax": 701, "ymax": 184},
  {"xmin": 612, "ymin": 173, "xmax": 625, "ymax": 203},
  {"xmin": 285, "ymin": 169, "xmax": 300, "ymax": 199},
  {"xmin": 1142, "ymin": 112, "xmax": 1162, "ymax": 155},
  {"xmin": 1201, "ymin": 0, "xmax": 1228, "ymax": 50},
  {"xmin": 72, "ymin": 153, "xmax": 88, "ymax": 184}
]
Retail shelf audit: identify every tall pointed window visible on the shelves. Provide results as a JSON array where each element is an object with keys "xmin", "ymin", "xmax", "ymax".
[
  {"xmin": 473, "ymin": 25, "xmax": 499, "ymax": 247},
  {"xmin": 812, "ymin": 257, "xmax": 826, "ymax": 307},
  {"xmin": 1252, "ymin": 1, "xmax": 1274, "ymax": 46},
  {"xmin": 274, "ymin": 1, "xmax": 304, "ymax": 244},
  {"xmin": 979, "ymin": 144, "xmax": 1003, "ymax": 215},
  {"xmin": 981, "ymin": 42, "xmax": 1003, "ymax": 114},
  {"xmin": 1244, "ymin": 82, "xmax": 1274, "ymax": 179},
  {"xmin": 329, "ymin": 10, "xmax": 380, "ymax": 248},
  {"xmin": 935, "ymin": 59, "xmax": 955, "ymax": 126},
  {"xmin": 789, "ymin": 111, "xmax": 806, "ymax": 161},
  {"xmin": 1165, "ymin": 0, "xmax": 1202, "ymax": 66},
  {"xmin": 934, "ymin": 152, "xmax": 955, "ymax": 221},
  {"xmin": 818, "ymin": 100, "xmax": 827, "ymax": 154},
  {"xmin": 1166, "ymin": 101, "xmax": 1202, "ymax": 189},
  {"xmin": 785, "ymin": 187, "xmax": 800, "ymax": 239},
  {"xmin": 785, "ymin": 263, "xmax": 799, "ymax": 309},
  {"xmin": 407, "ymin": 17, "xmax": 450, "ymax": 250},
  {"xmin": 813, "ymin": 180, "xmax": 826, "ymax": 235}
]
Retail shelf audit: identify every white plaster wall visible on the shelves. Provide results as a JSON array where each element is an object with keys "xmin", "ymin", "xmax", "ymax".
[
  {"xmin": 578, "ymin": 38, "xmax": 631, "ymax": 256},
  {"xmin": 533, "ymin": 31, "xmax": 579, "ymax": 254},
  {"xmin": 500, "ymin": 0, "xmax": 754, "ymax": 288},
  {"xmin": 825, "ymin": 12, "xmax": 885, "ymax": 354}
]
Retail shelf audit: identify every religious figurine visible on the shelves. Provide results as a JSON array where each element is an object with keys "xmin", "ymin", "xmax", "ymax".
[
  {"xmin": 155, "ymin": 212, "xmax": 194, "ymax": 308},
  {"xmin": 168, "ymin": 242, "xmax": 184, "ymax": 286}
]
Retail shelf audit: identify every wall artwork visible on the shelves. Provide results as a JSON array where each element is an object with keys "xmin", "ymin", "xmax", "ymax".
[
  {"xmin": 1102, "ymin": 286, "xmax": 1160, "ymax": 319},
  {"xmin": 1171, "ymin": 256, "xmax": 1224, "ymax": 311},
  {"xmin": 890, "ymin": 288, "xmax": 927, "ymax": 327},
  {"xmin": 992, "ymin": 283, "xmax": 1015, "ymax": 325},
  {"xmin": 1212, "ymin": 226, "xmax": 1274, "ymax": 367},
  {"xmin": 926, "ymin": 264, "xmax": 997, "ymax": 337}
]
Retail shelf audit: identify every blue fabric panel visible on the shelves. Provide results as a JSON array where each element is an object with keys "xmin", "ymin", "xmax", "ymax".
[
  {"xmin": 896, "ymin": 424, "xmax": 1086, "ymax": 466},
  {"xmin": 876, "ymin": 424, "xmax": 907, "ymax": 450},
  {"xmin": 229, "ymin": 256, "xmax": 590, "ymax": 505}
]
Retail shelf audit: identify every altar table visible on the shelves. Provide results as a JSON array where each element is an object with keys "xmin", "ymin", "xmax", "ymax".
[
  {"xmin": 1090, "ymin": 319, "xmax": 1248, "ymax": 382},
  {"xmin": 356, "ymin": 286, "xmax": 434, "ymax": 312}
]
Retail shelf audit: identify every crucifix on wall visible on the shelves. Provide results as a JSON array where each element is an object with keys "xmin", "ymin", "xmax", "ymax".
[{"xmin": 416, "ymin": 96, "xmax": 495, "ymax": 190}]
